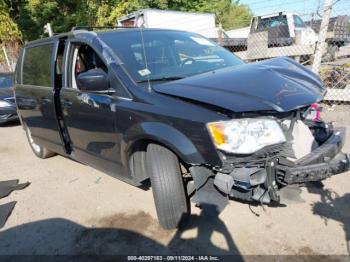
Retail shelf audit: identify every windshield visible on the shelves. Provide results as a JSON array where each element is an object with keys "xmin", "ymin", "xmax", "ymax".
[
  {"xmin": 0, "ymin": 74, "xmax": 13, "ymax": 88},
  {"xmin": 100, "ymin": 30, "xmax": 243, "ymax": 82}
]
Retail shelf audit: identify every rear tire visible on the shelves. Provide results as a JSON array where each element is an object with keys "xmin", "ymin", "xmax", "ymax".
[
  {"xmin": 146, "ymin": 144, "xmax": 189, "ymax": 229},
  {"xmin": 24, "ymin": 125, "xmax": 55, "ymax": 159}
]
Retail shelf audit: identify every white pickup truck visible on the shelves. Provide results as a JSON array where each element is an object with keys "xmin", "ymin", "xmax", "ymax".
[
  {"xmin": 227, "ymin": 12, "xmax": 317, "ymax": 45},
  {"xmin": 224, "ymin": 12, "xmax": 349, "ymax": 61}
]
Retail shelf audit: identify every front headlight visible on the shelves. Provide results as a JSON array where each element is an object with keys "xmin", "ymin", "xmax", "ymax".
[
  {"xmin": 0, "ymin": 100, "xmax": 11, "ymax": 108},
  {"xmin": 207, "ymin": 118, "xmax": 286, "ymax": 154}
]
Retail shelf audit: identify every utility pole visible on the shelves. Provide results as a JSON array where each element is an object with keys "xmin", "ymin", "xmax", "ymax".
[
  {"xmin": 312, "ymin": 0, "xmax": 333, "ymax": 74},
  {"xmin": 2, "ymin": 46, "xmax": 12, "ymax": 72},
  {"xmin": 217, "ymin": 23, "xmax": 223, "ymax": 46}
]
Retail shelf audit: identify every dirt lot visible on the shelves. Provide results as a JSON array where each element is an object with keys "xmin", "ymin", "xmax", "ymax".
[{"xmin": 0, "ymin": 109, "xmax": 349, "ymax": 256}]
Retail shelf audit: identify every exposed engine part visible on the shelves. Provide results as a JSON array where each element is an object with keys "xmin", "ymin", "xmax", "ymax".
[
  {"xmin": 288, "ymin": 120, "xmax": 315, "ymax": 161},
  {"xmin": 213, "ymin": 159, "xmax": 279, "ymax": 204},
  {"xmin": 307, "ymin": 121, "xmax": 334, "ymax": 145},
  {"xmin": 280, "ymin": 105, "xmax": 331, "ymax": 160},
  {"xmin": 277, "ymin": 126, "xmax": 348, "ymax": 185},
  {"xmin": 301, "ymin": 103, "xmax": 334, "ymax": 145},
  {"xmin": 214, "ymin": 166, "xmax": 268, "ymax": 193}
]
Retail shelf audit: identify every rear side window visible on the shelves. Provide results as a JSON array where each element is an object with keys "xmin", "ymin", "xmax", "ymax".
[{"xmin": 23, "ymin": 44, "xmax": 53, "ymax": 86}]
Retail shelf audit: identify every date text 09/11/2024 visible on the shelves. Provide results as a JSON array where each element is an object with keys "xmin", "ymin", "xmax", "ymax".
[{"xmin": 127, "ymin": 255, "xmax": 220, "ymax": 261}]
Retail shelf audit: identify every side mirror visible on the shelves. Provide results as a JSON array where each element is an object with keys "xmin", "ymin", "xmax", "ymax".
[{"xmin": 76, "ymin": 68, "xmax": 109, "ymax": 92}]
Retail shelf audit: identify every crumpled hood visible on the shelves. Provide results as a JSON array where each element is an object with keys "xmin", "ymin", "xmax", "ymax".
[{"xmin": 153, "ymin": 57, "xmax": 325, "ymax": 112}]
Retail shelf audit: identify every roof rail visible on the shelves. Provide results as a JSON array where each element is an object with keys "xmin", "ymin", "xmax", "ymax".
[{"xmin": 71, "ymin": 26, "xmax": 137, "ymax": 31}]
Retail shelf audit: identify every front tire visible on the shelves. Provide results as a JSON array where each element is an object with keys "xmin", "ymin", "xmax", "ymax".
[
  {"xmin": 24, "ymin": 125, "xmax": 55, "ymax": 159},
  {"xmin": 146, "ymin": 144, "xmax": 189, "ymax": 229}
]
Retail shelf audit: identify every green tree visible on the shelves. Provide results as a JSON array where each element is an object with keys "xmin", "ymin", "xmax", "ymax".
[
  {"xmin": 95, "ymin": 0, "xmax": 252, "ymax": 30},
  {"xmin": 93, "ymin": 0, "xmax": 143, "ymax": 26},
  {"xmin": 193, "ymin": 0, "xmax": 252, "ymax": 29},
  {"xmin": 2, "ymin": 0, "xmax": 91, "ymax": 40},
  {"xmin": 1, "ymin": 0, "xmax": 252, "ymax": 41},
  {"xmin": 0, "ymin": 0, "xmax": 22, "ymax": 42},
  {"xmin": 0, "ymin": 0, "xmax": 22, "ymax": 66},
  {"xmin": 19, "ymin": 0, "xmax": 88, "ymax": 40},
  {"xmin": 221, "ymin": 2, "xmax": 252, "ymax": 29}
]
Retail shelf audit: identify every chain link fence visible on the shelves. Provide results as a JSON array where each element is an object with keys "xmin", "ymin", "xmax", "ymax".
[{"xmin": 217, "ymin": 0, "xmax": 350, "ymax": 105}]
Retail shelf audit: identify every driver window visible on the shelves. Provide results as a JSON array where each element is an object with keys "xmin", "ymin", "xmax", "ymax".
[
  {"xmin": 293, "ymin": 15, "xmax": 306, "ymax": 28},
  {"xmin": 70, "ymin": 44, "xmax": 108, "ymax": 90},
  {"xmin": 130, "ymin": 41, "xmax": 172, "ymax": 75}
]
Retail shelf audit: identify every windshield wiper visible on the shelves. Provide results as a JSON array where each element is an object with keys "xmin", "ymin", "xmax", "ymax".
[{"xmin": 137, "ymin": 76, "xmax": 184, "ymax": 83}]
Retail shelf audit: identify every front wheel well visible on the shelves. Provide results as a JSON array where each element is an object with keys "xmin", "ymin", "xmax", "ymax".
[{"xmin": 128, "ymin": 139, "xmax": 191, "ymax": 185}]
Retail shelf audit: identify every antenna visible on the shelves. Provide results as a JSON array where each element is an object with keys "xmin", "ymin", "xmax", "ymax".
[{"xmin": 139, "ymin": 23, "xmax": 152, "ymax": 92}]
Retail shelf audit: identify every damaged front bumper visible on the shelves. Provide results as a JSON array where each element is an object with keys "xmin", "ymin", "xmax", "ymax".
[
  {"xmin": 278, "ymin": 127, "xmax": 349, "ymax": 184},
  {"xmin": 191, "ymin": 126, "xmax": 349, "ymax": 206}
]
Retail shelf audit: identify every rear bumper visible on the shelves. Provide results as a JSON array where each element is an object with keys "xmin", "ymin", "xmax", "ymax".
[{"xmin": 278, "ymin": 127, "xmax": 349, "ymax": 184}]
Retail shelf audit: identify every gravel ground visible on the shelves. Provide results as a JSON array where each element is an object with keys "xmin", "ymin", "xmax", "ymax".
[{"xmin": 0, "ymin": 110, "xmax": 349, "ymax": 256}]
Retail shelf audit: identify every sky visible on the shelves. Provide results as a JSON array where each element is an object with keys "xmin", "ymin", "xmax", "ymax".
[{"xmin": 238, "ymin": 0, "xmax": 350, "ymax": 19}]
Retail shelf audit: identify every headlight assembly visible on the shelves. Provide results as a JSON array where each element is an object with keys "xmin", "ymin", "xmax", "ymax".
[
  {"xmin": 207, "ymin": 118, "xmax": 286, "ymax": 154},
  {"xmin": 0, "ymin": 100, "xmax": 11, "ymax": 108}
]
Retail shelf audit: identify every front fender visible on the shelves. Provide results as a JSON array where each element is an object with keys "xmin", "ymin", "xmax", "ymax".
[{"xmin": 122, "ymin": 122, "xmax": 208, "ymax": 166}]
